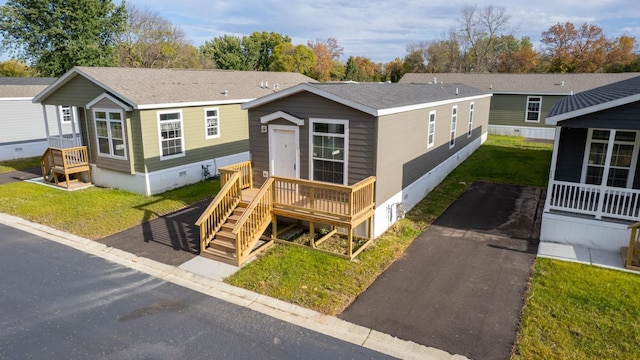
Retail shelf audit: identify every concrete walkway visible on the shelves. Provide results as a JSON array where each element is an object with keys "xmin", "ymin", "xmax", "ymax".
[{"xmin": 538, "ymin": 241, "xmax": 639, "ymax": 274}]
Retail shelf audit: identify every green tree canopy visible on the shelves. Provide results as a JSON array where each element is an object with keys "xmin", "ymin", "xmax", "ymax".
[
  {"xmin": 0, "ymin": 0, "xmax": 126, "ymax": 77},
  {"xmin": 200, "ymin": 31, "xmax": 291, "ymax": 71},
  {"xmin": 0, "ymin": 58, "xmax": 33, "ymax": 76},
  {"xmin": 270, "ymin": 43, "xmax": 315, "ymax": 74}
]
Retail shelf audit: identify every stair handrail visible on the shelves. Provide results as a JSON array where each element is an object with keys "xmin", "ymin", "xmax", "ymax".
[
  {"xmin": 195, "ymin": 171, "xmax": 242, "ymax": 252},
  {"xmin": 232, "ymin": 178, "xmax": 274, "ymax": 263},
  {"xmin": 40, "ymin": 148, "xmax": 54, "ymax": 181}
]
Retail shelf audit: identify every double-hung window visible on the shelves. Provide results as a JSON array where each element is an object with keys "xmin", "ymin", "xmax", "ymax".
[
  {"xmin": 525, "ymin": 96, "xmax": 542, "ymax": 122},
  {"xmin": 94, "ymin": 109, "xmax": 126, "ymax": 159},
  {"xmin": 582, "ymin": 129, "xmax": 639, "ymax": 188},
  {"xmin": 449, "ymin": 106, "xmax": 457, "ymax": 148},
  {"xmin": 60, "ymin": 105, "xmax": 75, "ymax": 123},
  {"xmin": 204, "ymin": 108, "xmax": 220, "ymax": 139},
  {"xmin": 310, "ymin": 119, "xmax": 348, "ymax": 185},
  {"xmin": 158, "ymin": 111, "xmax": 184, "ymax": 159},
  {"xmin": 467, "ymin": 103, "xmax": 474, "ymax": 137},
  {"xmin": 427, "ymin": 111, "xmax": 436, "ymax": 148}
]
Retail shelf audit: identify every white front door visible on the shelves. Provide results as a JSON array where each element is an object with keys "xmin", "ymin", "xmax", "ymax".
[{"xmin": 269, "ymin": 125, "xmax": 299, "ymax": 178}]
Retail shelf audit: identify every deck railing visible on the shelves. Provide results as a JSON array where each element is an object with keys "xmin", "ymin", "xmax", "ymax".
[
  {"xmin": 195, "ymin": 172, "xmax": 242, "ymax": 251},
  {"xmin": 40, "ymin": 146, "xmax": 90, "ymax": 187},
  {"xmin": 219, "ymin": 161, "xmax": 252, "ymax": 189},
  {"xmin": 233, "ymin": 178, "xmax": 274, "ymax": 263},
  {"xmin": 546, "ymin": 180, "xmax": 640, "ymax": 221},
  {"xmin": 272, "ymin": 176, "xmax": 376, "ymax": 221},
  {"xmin": 47, "ymin": 134, "xmax": 82, "ymax": 149}
]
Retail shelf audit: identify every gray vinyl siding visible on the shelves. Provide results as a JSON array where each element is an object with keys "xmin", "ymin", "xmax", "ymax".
[
  {"xmin": 376, "ymin": 96, "xmax": 490, "ymax": 205},
  {"xmin": 489, "ymin": 94, "xmax": 563, "ymax": 128},
  {"xmin": 139, "ymin": 104, "xmax": 249, "ymax": 172},
  {"xmin": 247, "ymin": 91, "xmax": 376, "ymax": 188},
  {"xmin": 554, "ymin": 127, "xmax": 587, "ymax": 182},
  {"xmin": 39, "ymin": 76, "xmax": 105, "ymax": 107}
]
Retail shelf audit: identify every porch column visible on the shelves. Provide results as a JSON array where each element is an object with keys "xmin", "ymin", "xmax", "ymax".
[
  {"xmin": 41, "ymin": 105, "xmax": 50, "ymax": 145},
  {"xmin": 55, "ymin": 105, "xmax": 64, "ymax": 147},
  {"xmin": 544, "ymin": 126, "xmax": 562, "ymax": 213},
  {"xmin": 595, "ymin": 129, "xmax": 617, "ymax": 219},
  {"xmin": 71, "ymin": 106, "xmax": 78, "ymax": 147}
]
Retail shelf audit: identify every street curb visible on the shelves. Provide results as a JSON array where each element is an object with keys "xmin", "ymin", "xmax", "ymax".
[{"xmin": 0, "ymin": 212, "xmax": 468, "ymax": 360}]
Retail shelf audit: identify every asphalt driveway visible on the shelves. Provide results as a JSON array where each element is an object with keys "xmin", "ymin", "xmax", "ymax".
[{"xmin": 339, "ymin": 181, "xmax": 544, "ymax": 360}]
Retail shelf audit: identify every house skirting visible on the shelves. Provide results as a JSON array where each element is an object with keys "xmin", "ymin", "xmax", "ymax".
[
  {"xmin": 0, "ymin": 139, "xmax": 48, "ymax": 161},
  {"xmin": 91, "ymin": 151, "xmax": 251, "ymax": 196},
  {"xmin": 489, "ymin": 125, "xmax": 555, "ymax": 140},
  {"xmin": 373, "ymin": 132, "xmax": 488, "ymax": 238},
  {"xmin": 540, "ymin": 212, "xmax": 631, "ymax": 252}
]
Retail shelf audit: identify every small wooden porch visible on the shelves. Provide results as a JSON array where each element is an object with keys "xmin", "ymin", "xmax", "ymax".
[
  {"xmin": 40, "ymin": 146, "xmax": 92, "ymax": 190},
  {"xmin": 623, "ymin": 222, "xmax": 640, "ymax": 271},
  {"xmin": 195, "ymin": 161, "xmax": 376, "ymax": 266}
]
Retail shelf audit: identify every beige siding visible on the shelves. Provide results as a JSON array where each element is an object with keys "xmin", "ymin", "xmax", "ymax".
[
  {"xmin": 489, "ymin": 94, "xmax": 562, "ymax": 128},
  {"xmin": 375, "ymin": 96, "xmax": 491, "ymax": 205},
  {"xmin": 40, "ymin": 76, "xmax": 105, "ymax": 107},
  {"xmin": 248, "ymin": 91, "xmax": 376, "ymax": 187},
  {"xmin": 140, "ymin": 104, "xmax": 249, "ymax": 172}
]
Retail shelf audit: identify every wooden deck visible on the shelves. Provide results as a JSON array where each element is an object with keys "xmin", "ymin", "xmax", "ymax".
[
  {"xmin": 623, "ymin": 222, "xmax": 640, "ymax": 271},
  {"xmin": 195, "ymin": 161, "xmax": 376, "ymax": 266},
  {"xmin": 40, "ymin": 146, "xmax": 92, "ymax": 189}
]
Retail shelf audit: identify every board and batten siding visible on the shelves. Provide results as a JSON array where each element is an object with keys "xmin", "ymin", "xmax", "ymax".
[
  {"xmin": 39, "ymin": 76, "xmax": 105, "ymax": 107},
  {"xmin": 376, "ymin": 96, "xmax": 490, "ymax": 206},
  {"xmin": 139, "ymin": 103, "xmax": 249, "ymax": 172},
  {"xmin": 247, "ymin": 91, "xmax": 376, "ymax": 188},
  {"xmin": 489, "ymin": 94, "xmax": 563, "ymax": 128}
]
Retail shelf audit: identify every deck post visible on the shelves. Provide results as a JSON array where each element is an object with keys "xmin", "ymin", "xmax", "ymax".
[
  {"xmin": 348, "ymin": 226, "xmax": 353, "ymax": 258},
  {"xmin": 272, "ymin": 214, "xmax": 278, "ymax": 240},
  {"xmin": 309, "ymin": 221, "xmax": 315, "ymax": 248}
]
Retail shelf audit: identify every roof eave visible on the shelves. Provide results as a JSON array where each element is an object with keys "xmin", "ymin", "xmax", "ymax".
[{"xmin": 546, "ymin": 93, "xmax": 640, "ymax": 125}]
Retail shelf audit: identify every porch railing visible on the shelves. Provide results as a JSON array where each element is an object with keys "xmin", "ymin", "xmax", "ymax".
[
  {"xmin": 546, "ymin": 180, "xmax": 640, "ymax": 221},
  {"xmin": 219, "ymin": 161, "xmax": 252, "ymax": 189},
  {"xmin": 272, "ymin": 176, "xmax": 376, "ymax": 222},
  {"xmin": 195, "ymin": 172, "xmax": 242, "ymax": 251},
  {"xmin": 233, "ymin": 178, "xmax": 274, "ymax": 263},
  {"xmin": 47, "ymin": 134, "xmax": 82, "ymax": 149}
]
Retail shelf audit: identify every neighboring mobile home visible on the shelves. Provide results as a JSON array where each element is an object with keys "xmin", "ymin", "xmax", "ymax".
[
  {"xmin": 33, "ymin": 67, "xmax": 314, "ymax": 194},
  {"xmin": 0, "ymin": 77, "xmax": 80, "ymax": 160},
  {"xmin": 399, "ymin": 73, "xmax": 640, "ymax": 140},
  {"xmin": 541, "ymin": 75, "xmax": 640, "ymax": 252},
  {"xmin": 241, "ymin": 82, "xmax": 492, "ymax": 238}
]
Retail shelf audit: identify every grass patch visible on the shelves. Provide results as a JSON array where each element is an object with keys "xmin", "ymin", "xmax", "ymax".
[
  {"xmin": 0, "ymin": 179, "xmax": 220, "ymax": 239},
  {"xmin": 0, "ymin": 156, "xmax": 41, "ymax": 173},
  {"xmin": 226, "ymin": 135, "xmax": 553, "ymax": 315},
  {"xmin": 514, "ymin": 258, "xmax": 640, "ymax": 359}
]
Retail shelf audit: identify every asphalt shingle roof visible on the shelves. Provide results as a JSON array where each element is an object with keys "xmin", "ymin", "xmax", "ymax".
[
  {"xmin": 38, "ymin": 67, "xmax": 316, "ymax": 108},
  {"xmin": 0, "ymin": 77, "xmax": 56, "ymax": 98},
  {"xmin": 547, "ymin": 75, "xmax": 640, "ymax": 119},
  {"xmin": 399, "ymin": 73, "xmax": 640, "ymax": 94}
]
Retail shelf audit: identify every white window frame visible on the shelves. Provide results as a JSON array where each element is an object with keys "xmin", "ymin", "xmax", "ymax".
[
  {"xmin": 93, "ymin": 108, "xmax": 127, "ymax": 160},
  {"xmin": 157, "ymin": 110, "xmax": 185, "ymax": 160},
  {"xmin": 309, "ymin": 118, "xmax": 349, "ymax": 185},
  {"xmin": 449, "ymin": 106, "xmax": 457, "ymax": 149},
  {"xmin": 204, "ymin": 107, "xmax": 220, "ymax": 139},
  {"xmin": 427, "ymin": 110, "xmax": 436, "ymax": 148},
  {"xmin": 467, "ymin": 102, "xmax": 474, "ymax": 137},
  {"xmin": 59, "ymin": 105, "xmax": 76, "ymax": 123},
  {"xmin": 580, "ymin": 128, "xmax": 640, "ymax": 188},
  {"xmin": 525, "ymin": 96, "xmax": 542, "ymax": 123}
]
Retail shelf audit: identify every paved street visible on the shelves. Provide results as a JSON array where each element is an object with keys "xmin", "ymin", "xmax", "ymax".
[{"xmin": 0, "ymin": 223, "xmax": 393, "ymax": 359}]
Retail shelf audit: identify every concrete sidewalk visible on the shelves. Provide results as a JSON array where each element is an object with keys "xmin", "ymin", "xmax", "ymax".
[{"xmin": 538, "ymin": 241, "xmax": 639, "ymax": 274}]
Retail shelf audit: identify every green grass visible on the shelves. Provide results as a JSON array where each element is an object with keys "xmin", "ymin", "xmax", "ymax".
[
  {"xmin": 0, "ymin": 179, "xmax": 220, "ymax": 239},
  {"xmin": 226, "ymin": 135, "xmax": 553, "ymax": 315},
  {"xmin": 514, "ymin": 258, "xmax": 640, "ymax": 360},
  {"xmin": 0, "ymin": 156, "xmax": 41, "ymax": 173}
]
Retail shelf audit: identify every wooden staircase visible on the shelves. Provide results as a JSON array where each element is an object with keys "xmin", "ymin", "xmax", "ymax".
[{"xmin": 200, "ymin": 200, "xmax": 251, "ymax": 265}]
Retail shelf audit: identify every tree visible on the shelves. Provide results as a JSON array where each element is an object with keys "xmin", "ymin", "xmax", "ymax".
[
  {"xmin": 0, "ymin": 0, "xmax": 126, "ymax": 77},
  {"xmin": 307, "ymin": 38, "xmax": 343, "ymax": 81},
  {"xmin": 458, "ymin": 5, "xmax": 511, "ymax": 72},
  {"xmin": 0, "ymin": 58, "xmax": 33, "ymax": 76},
  {"xmin": 117, "ymin": 4, "xmax": 199, "ymax": 68},
  {"xmin": 243, "ymin": 31, "xmax": 291, "ymax": 71},
  {"xmin": 497, "ymin": 36, "xmax": 539, "ymax": 73},
  {"xmin": 383, "ymin": 58, "xmax": 405, "ymax": 83},
  {"xmin": 270, "ymin": 43, "xmax": 315, "ymax": 74},
  {"xmin": 540, "ymin": 22, "xmax": 612, "ymax": 72},
  {"xmin": 604, "ymin": 35, "xmax": 637, "ymax": 72},
  {"xmin": 343, "ymin": 56, "xmax": 380, "ymax": 82},
  {"xmin": 200, "ymin": 35, "xmax": 248, "ymax": 70},
  {"xmin": 425, "ymin": 36, "xmax": 463, "ymax": 73},
  {"xmin": 403, "ymin": 42, "xmax": 428, "ymax": 73}
]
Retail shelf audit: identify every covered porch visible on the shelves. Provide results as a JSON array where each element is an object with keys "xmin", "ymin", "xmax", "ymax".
[{"xmin": 195, "ymin": 161, "xmax": 376, "ymax": 266}]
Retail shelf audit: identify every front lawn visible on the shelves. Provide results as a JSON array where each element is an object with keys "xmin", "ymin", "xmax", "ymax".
[
  {"xmin": 0, "ymin": 156, "xmax": 41, "ymax": 173},
  {"xmin": 514, "ymin": 258, "xmax": 640, "ymax": 359},
  {"xmin": 0, "ymin": 180, "xmax": 219, "ymax": 239},
  {"xmin": 226, "ymin": 135, "xmax": 553, "ymax": 314}
]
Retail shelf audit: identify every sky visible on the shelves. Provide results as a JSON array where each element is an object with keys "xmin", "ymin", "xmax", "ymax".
[{"xmin": 1, "ymin": 0, "xmax": 640, "ymax": 64}]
